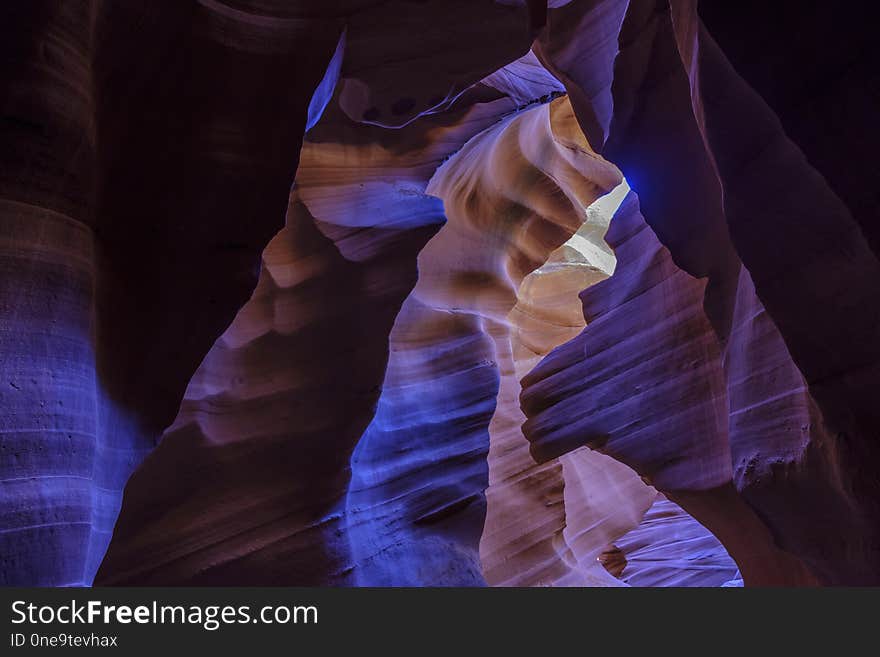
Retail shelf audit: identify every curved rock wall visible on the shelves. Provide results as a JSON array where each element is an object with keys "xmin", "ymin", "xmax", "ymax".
[
  {"xmin": 346, "ymin": 95, "xmax": 623, "ymax": 586},
  {"xmin": 1, "ymin": 0, "xmax": 342, "ymax": 585},
  {"xmin": 96, "ymin": 57, "xmax": 550, "ymax": 584},
  {"xmin": 521, "ymin": 0, "xmax": 880, "ymax": 585},
  {"xmin": 2, "ymin": 0, "xmax": 877, "ymax": 587}
]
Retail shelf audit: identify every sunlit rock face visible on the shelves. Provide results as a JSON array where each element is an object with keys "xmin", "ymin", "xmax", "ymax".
[
  {"xmin": 94, "ymin": 77, "xmax": 535, "ymax": 584},
  {"xmin": 481, "ymin": 181, "xmax": 645, "ymax": 587},
  {"xmin": 481, "ymin": 177, "xmax": 733, "ymax": 589},
  {"xmin": 481, "ymin": 239, "xmax": 617, "ymax": 587},
  {"xmin": 347, "ymin": 96, "xmax": 622, "ymax": 586},
  {"xmin": 2, "ymin": 0, "xmax": 878, "ymax": 587}
]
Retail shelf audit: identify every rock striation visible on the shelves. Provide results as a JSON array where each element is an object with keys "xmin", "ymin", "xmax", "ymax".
[{"xmin": 2, "ymin": 0, "xmax": 877, "ymax": 587}]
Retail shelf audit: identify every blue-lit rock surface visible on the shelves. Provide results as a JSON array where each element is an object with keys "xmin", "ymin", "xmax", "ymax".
[{"xmin": 2, "ymin": 0, "xmax": 878, "ymax": 587}]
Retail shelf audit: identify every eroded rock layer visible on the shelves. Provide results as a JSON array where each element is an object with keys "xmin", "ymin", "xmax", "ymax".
[
  {"xmin": 1, "ymin": 0, "xmax": 342, "ymax": 585},
  {"xmin": 346, "ymin": 95, "xmax": 623, "ymax": 586},
  {"xmin": 521, "ymin": 0, "xmax": 880, "ymax": 586},
  {"xmin": 96, "ymin": 57, "xmax": 556, "ymax": 584},
  {"xmin": 1, "ymin": 0, "xmax": 877, "ymax": 587}
]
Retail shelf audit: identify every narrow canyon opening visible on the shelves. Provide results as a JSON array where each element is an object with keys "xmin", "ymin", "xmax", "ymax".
[
  {"xmin": 342, "ymin": 88, "xmax": 740, "ymax": 586},
  {"xmin": 95, "ymin": 51, "xmax": 746, "ymax": 588}
]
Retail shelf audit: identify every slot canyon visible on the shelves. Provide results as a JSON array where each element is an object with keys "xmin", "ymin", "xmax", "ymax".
[{"xmin": 1, "ymin": 0, "xmax": 878, "ymax": 587}]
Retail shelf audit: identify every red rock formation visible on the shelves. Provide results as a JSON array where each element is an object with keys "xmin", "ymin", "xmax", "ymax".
[
  {"xmin": 2, "ymin": 0, "xmax": 877, "ymax": 588},
  {"xmin": 414, "ymin": 97, "xmax": 622, "ymax": 585},
  {"xmin": 522, "ymin": 0, "xmax": 880, "ymax": 585},
  {"xmin": 1, "ymin": 0, "xmax": 342, "ymax": 585},
  {"xmin": 535, "ymin": 0, "xmax": 630, "ymax": 148},
  {"xmin": 343, "ymin": 95, "xmax": 625, "ymax": 586},
  {"xmin": 481, "ymin": 185, "xmax": 639, "ymax": 587},
  {"xmin": 95, "ymin": 63, "xmax": 546, "ymax": 584}
]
